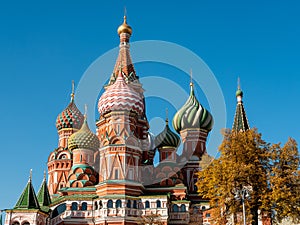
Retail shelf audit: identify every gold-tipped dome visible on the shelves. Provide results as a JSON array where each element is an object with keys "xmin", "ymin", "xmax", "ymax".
[{"xmin": 117, "ymin": 16, "xmax": 132, "ymax": 35}]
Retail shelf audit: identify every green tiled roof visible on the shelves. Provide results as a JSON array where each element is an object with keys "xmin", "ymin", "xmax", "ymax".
[
  {"xmin": 37, "ymin": 176, "xmax": 51, "ymax": 207},
  {"xmin": 232, "ymin": 88, "xmax": 250, "ymax": 132},
  {"xmin": 14, "ymin": 178, "xmax": 40, "ymax": 210}
]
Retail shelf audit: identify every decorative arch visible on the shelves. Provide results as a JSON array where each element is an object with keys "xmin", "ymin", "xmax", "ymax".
[
  {"xmin": 107, "ymin": 200, "xmax": 113, "ymax": 208},
  {"xmin": 81, "ymin": 202, "xmax": 87, "ymax": 210},
  {"xmin": 116, "ymin": 199, "xmax": 122, "ymax": 208},
  {"xmin": 12, "ymin": 221, "xmax": 20, "ymax": 225},
  {"xmin": 145, "ymin": 201, "xmax": 150, "ymax": 209},
  {"xmin": 71, "ymin": 202, "xmax": 78, "ymax": 210}
]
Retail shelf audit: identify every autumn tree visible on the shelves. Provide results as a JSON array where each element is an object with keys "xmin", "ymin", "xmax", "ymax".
[
  {"xmin": 197, "ymin": 128, "xmax": 271, "ymax": 225},
  {"xmin": 269, "ymin": 138, "xmax": 300, "ymax": 224}
]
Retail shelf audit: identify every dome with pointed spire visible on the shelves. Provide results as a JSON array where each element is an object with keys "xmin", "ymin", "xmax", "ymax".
[
  {"xmin": 98, "ymin": 69, "xmax": 144, "ymax": 116},
  {"xmin": 68, "ymin": 116, "xmax": 100, "ymax": 151},
  {"xmin": 117, "ymin": 16, "xmax": 132, "ymax": 35},
  {"xmin": 56, "ymin": 82, "xmax": 84, "ymax": 131},
  {"xmin": 172, "ymin": 83, "xmax": 213, "ymax": 133},
  {"xmin": 155, "ymin": 119, "xmax": 180, "ymax": 148}
]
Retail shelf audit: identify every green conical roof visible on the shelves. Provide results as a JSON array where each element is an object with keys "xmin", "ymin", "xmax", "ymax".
[
  {"xmin": 14, "ymin": 175, "xmax": 40, "ymax": 210},
  {"xmin": 37, "ymin": 174, "xmax": 51, "ymax": 207},
  {"xmin": 232, "ymin": 87, "xmax": 250, "ymax": 132}
]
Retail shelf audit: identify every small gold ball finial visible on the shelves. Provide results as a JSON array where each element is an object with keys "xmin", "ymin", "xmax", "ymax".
[{"xmin": 117, "ymin": 15, "xmax": 132, "ymax": 35}]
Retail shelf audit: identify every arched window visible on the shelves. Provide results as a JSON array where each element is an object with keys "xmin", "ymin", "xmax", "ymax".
[
  {"xmin": 22, "ymin": 222, "xmax": 30, "ymax": 225},
  {"xmin": 99, "ymin": 200, "xmax": 103, "ymax": 209},
  {"xmin": 206, "ymin": 213, "xmax": 211, "ymax": 218},
  {"xmin": 51, "ymin": 203, "xmax": 66, "ymax": 218},
  {"xmin": 180, "ymin": 204, "xmax": 186, "ymax": 212},
  {"xmin": 12, "ymin": 222, "xmax": 20, "ymax": 225},
  {"xmin": 202, "ymin": 206, "xmax": 206, "ymax": 210},
  {"xmin": 71, "ymin": 202, "xmax": 78, "ymax": 210},
  {"xmin": 145, "ymin": 201, "xmax": 150, "ymax": 209},
  {"xmin": 107, "ymin": 200, "xmax": 113, "ymax": 208},
  {"xmin": 81, "ymin": 202, "xmax": 87, "ymax": 211},
  {"xmin": 126, "ymin": 200, "xmax": 131, "ymax": 208},
  {"xmin": 116, "ymin": 199, "xmax": 122, "ymax": 208},
  {"xmin": 156, "ymin": 200, "xmax": 161, "ymax": 208},
  {"xmin": 133, "ymin": 200, "xmax": 137, "ymax": 209},
  {"xmin": 172, "ymin": 204, "xmax": 179, "ymax": 212},
  {"xmin": 94, "ymin": 201, "xmax": 98, "ymax": 210}
]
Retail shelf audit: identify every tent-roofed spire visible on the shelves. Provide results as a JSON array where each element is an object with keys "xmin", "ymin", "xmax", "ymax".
[
  {"xmin": 232, "ymin": 78, "xmax": 250, "ymax": 132},
  {"xmin": 14, "ymin": 169, "xmax": 40, "ymax": 210},
  {"xmin": 36, "ymin": 171, "xmax": 51, "ymax": 207},
  {"xmin": 109, "ymin": 14, "xmax": 140, "ymax": 86}
]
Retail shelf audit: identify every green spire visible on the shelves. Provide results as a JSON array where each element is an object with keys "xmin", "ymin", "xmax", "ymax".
[
  {"xmin": 14, "ymin": 170, "xmax": 40, "ymax": 210},
  {"xmin": 232, "ymin": 78, "xmax": 250, "ymax": 132},
  {"xmin": 36, "ymin": 171, "xmax": 51, "ymax": 207}
]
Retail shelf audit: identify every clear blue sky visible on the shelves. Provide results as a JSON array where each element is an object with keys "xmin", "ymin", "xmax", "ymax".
[{"xmin": 0, "ymin": 1, "xmax": 299, "ymax": 210}]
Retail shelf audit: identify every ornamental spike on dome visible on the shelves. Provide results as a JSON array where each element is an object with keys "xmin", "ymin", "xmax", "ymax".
[
  {"xmin": 236, "ymin": 77, "xmax": 244, "ymax": 102},
  {"xmin": 117, "ymin": 14, "xmax": 132, "ymax": 35},
  {"xmin": 56, "ymin": 81, "xmax": 84, "ymax": 131},
  {"xmin": 68, "ymin": 105, "xmax": 100, "ymax": 151},
  {"xmin": 172, "ymin": 75, "xmax": 213, "ymax": 133}
]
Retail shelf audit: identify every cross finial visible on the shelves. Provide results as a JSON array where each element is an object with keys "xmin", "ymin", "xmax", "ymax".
[
  {"xmin": 190, "ymin": 68, "xmax": 193, "ymax": 86},
  {"xmin": 71, "ymin": 80, "xmax": 75, "ymax": 101},
  {"xmin": 29, "ymin": 169, "xmax": 32, "ymax": 182},
  {"xmin": 237, "ymin": 77, "xmax": 241, "ymax": 90},
  {"xmin": 84, "ymin": 104, "xmax": 88, "ymax": 117},
  {"xmin": 165, "ymin": 108, "xmax": 169, "ymax": 124}
]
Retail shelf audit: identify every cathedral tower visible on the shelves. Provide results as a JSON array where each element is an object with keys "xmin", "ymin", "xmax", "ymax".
[
  {"xmin": 173, "ymin": 78, "xmax": 213, "ymax": 202},
  {"xmin": 96, "ymin": 16, "xmax": 149, "ymax": 197},
  {"xmin": 47, "ymin": 82, "xmax": 84, "ymax": 195}
]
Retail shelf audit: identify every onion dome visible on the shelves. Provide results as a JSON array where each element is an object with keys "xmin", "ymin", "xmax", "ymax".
[
  {"xmin": 117, "ymin": 16, "xmax": 132, "ymax": 35},
  {"xmin": 56, "ymin": 83, "xmax": 84, "ymax": 131},
  {"xmin": 98, "ymin": 69, "xmax": 144, "ymax": 116},
  {"xmin": 68, "ymin": 117, "xmax": 100, "ymax": 151},
  {"xmin": 172, "ymin": 83, "xmax": 213, "ymax": 133},
  {"xmin": 155, "ymin": 119, "xmax": 180, "ymax": 148},
  {"xmin": 68, "ymin": 164, "xmax": 98, "ymax": 187}
]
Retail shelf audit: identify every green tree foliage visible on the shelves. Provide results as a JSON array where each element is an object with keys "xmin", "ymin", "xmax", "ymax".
[
  {"xmin": 197, "ymin": 129, "xmax": 299, "ymax": 224},
  {"xmin": 269, "ymin": 138, "xmax": 300, "ymax": 224}
]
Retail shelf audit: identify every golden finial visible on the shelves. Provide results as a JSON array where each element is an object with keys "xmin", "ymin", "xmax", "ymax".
[
  {"xmin": 117, "ymin": 10, "xmax": 132, "ymax": 35},
  {"xmin": 190, "ymin": 68, "xmax": 193, "ymax": 86},
  {"xmin": 166, "ymin": 108, "xmax": 169, "ymax": 124},
  {"xmin": 71, "ymin": 80, "xmax": 75, "ymax": 101}
]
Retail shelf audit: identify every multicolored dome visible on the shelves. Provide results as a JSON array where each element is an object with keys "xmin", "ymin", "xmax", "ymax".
[
  {"xmin": 98, "ymin": 70, "xmax": 144, "ymax": 116},
  {"xmin": 172, "ymin": 83, "xmax": 213, "ymax": 133},
  {"xmin": 68, "ymin": 118, "xmax": 100, "ymax": 151},
  {"xmin": 67, "ymin": 164, "xmax": 98, "ymax": 187},
  {"xmin": 56, "ymin": 99, "xmax": 84, "ymax": 131},
  {"xmin": 155, "ymin": 120, "xmax": 180, "ymax": 148}
]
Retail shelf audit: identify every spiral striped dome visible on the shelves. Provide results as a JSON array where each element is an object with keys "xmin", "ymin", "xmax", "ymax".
[
  {"xmin": 56, "ymin": 100, "xmax": 84, "ymax": 131},
  {"xmin": 172, "ymin": 83, "xmax": 213, "ymax": 133},
  {"xmin": 68, "ymin": 118, "xmax": 100, "ymax": 151},
  {"xmin": 98, "ymin": 71, "xmax": 144, "ymax": 116},
  {"xmin": 155, "ymin": 120, "xmax": 180, "ymax": 148}
]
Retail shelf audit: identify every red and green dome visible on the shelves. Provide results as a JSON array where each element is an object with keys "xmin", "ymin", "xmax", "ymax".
[
  {"xmin": 67, "ymin": 164, "xmax": 98, "ymax": 187},
  {"xmin": 68, "ymin": 118, "xmax": 100, "ymax": 151},
  {"xmin": 56, "ymin": 100, "xmax": 84, "ymax": 131},
  {"xmin": 172, "ymin": 83, "xmax": 213, "ymax": 133}
]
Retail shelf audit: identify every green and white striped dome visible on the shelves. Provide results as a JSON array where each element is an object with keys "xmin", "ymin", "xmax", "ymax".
[
  {"xmin": 155, "ymin": 120, "xmax": 180, "ymax": 148},
  {"xmin": 172, "ymin": 83, "xmax": 213, "ymax": 133}
]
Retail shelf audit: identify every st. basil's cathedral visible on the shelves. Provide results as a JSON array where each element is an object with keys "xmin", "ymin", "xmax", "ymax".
[{"xmin": 4, "ymin": 16, "xmax": 249, "ymax": 225}]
